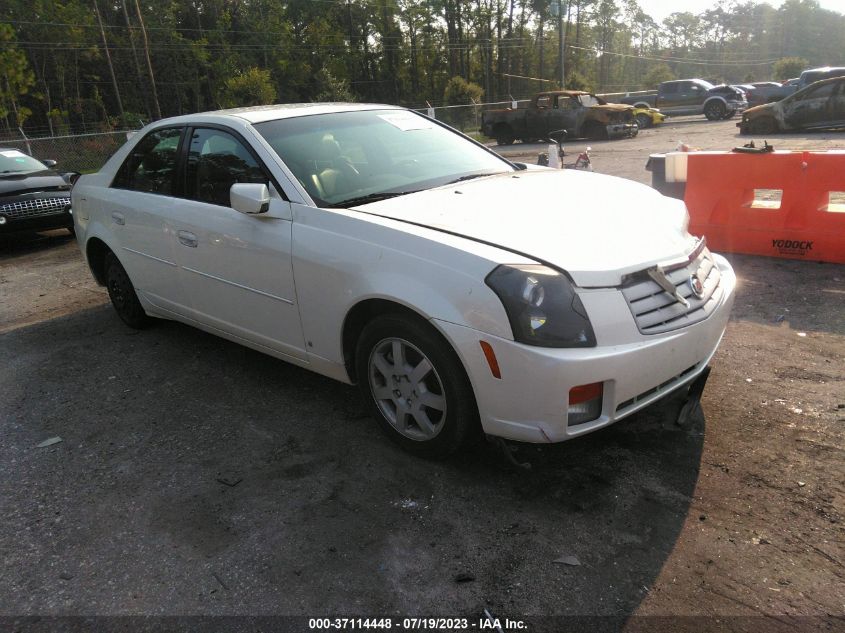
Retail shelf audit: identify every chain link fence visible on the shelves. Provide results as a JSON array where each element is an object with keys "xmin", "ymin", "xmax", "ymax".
[
  {"xmin": 0, "ymin": 130, "xmax": 136, "ymax": 174},
  {"xmin": 414, "ymin": 100, "xmax": 532, "ymax": 136}
]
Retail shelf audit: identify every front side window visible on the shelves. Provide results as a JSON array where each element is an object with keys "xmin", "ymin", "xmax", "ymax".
[
  {"xmin": 113, "ymin": 127, "xmax": 182, "ymax": 194},
  {"xmin": 185, "ymin": 128, "xmax": 267, "ymax": 207},
  {"xmin": 801, "ymin": 83, "xmax": 836, "ymax": 101}
]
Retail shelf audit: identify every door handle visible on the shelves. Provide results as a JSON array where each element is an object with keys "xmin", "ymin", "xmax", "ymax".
[
  {"xmin": 177, "ymin": 230, "xmax": 198, "ymax": 248},
  {"xmin": 111, "ymin": 211, "xmax": 125, "ymax": 226}
]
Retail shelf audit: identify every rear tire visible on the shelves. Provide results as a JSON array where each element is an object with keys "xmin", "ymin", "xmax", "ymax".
[
  {"xmin": 355, "ymin": 314, "xmax": 478, "ymax": 459},
  {"xmin": 493, "ymin": 123, "xmax": 516, "ymax": 145},
  {"xmin": 105, "ymin": 252, "xmax": 151, "ymax": 329},
  {"xmin": 704, "ymin": 100, "xmax": 726, "ymax": 121}
]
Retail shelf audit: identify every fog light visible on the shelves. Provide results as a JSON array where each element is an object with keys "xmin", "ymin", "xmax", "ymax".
[
  {"xmin": 568, "ymin": 382, "xmax": 603, "ymax": 426},
  {"xmin": 0, "ymin": 216, "xmax": 6, "ymax": 225}
]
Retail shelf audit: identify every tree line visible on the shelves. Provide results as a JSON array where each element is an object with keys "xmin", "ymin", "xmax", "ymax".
[{"xmin": 1, "ymin": 0, "xmax": 843, "ymax": 136}]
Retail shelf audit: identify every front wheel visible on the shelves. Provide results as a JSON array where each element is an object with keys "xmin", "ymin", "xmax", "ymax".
[
  {"xmin": 747, "ymin": 116, "xmax": 778, "ymax": 135},
  {"xmin": 105, "ymin": 252, "xmax": 151, "ymax": 329},
  {"xmin": 635, "ymin": 113, "xmax": 652, "ymax": 129},
  {"xmin": 355, "ymin": 315, "xmax": 478, "ymax": 458},
  {"xmin": 704, "ymin": 101, "xmax": 727, "ymax": 121}
]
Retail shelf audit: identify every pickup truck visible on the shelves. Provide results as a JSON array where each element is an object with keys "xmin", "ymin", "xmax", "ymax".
[
  {"xmin": 619, "ymin": 79, "xmax": 747, "ymax": 120},
  {"xmin": 481, "ymin": 91, "xmax": 637, "ymax": 145}
]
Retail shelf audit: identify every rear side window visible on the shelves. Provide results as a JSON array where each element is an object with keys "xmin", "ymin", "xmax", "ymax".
[
  {"xmin": 185, "ymin": 128, "xmax": 268, "ymax": 207},
  {"xmin": 113, "ymin": 127, "xmax": 182, "ymax": 194},
  {"xmin": 662, "ymin": 83, "xmax": 679, "ymax": 94}
]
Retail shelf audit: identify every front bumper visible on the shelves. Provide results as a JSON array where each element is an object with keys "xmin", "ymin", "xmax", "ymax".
[
  {"xmin": 607, "ymin": 123, "xmax": 638, "ymax": 139},
  {"xmin": 436, "ymin": 254, "xmax": 736, "ymax": 443}
]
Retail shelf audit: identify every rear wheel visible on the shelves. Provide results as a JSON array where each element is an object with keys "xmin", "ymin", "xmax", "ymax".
[
  {"xmin": 722, "ymin": 110, "xmax": 737, "ymax": 120},
  {"xmin": 355, "ymin": 314, "xmax": 477, "ymax": 458},
  {"xmin": 494, "ymin": 124, "xmax": 515, "ymax": 145},
  {"xmin": 704, "ymin": 100, "xmax": 727, "ymax": 121},
  {"xmin": 105, "ymin": 252, "xmax": 151, "ymax": 329}
]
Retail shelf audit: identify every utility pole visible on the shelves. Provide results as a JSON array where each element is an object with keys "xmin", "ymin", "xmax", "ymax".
[
  {"xmin": 133, "ymin": 0, "xmax": 161, "ymax": 119},
  {"xmin": 557, "ymin": 1, "xmax": 565, "ymax": 88},
  {"xmin": 93, "ymin": 0, "xmax": 125, "ymax": 122}
]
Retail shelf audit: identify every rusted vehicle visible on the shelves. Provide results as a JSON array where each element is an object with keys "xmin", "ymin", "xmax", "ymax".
[
  {"xmin": 481, "ymin": 91, "xmax": 637, "ymax": 145},
  {"xmin": 738, "ymin": 76, "xmax": 845, "ymax": 134}
]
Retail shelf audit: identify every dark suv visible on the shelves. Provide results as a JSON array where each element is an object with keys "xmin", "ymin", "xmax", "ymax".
[{"xmin": 0, "ymin": 149, "xmax": 78, "ymax": 234}]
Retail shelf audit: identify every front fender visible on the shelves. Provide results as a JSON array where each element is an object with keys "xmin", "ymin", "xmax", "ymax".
[{"xmin": 290, "ymin": 204, "xmax": 523, "ymax": 365}]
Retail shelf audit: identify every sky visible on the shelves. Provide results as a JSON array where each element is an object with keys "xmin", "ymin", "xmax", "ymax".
[{"xmin": 637, "ymin": 0, "xmax": 845, "ymax": 21}]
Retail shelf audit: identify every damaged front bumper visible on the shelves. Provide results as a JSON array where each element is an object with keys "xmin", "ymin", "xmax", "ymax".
[{"xmin": 607, "ymin": 123, "xmax": 638, "ymax": 139}]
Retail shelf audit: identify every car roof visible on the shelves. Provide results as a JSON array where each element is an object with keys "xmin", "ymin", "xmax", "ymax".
[{"xmin": 151, "ymin": 102, "xmax": 403, "ymax": 126}]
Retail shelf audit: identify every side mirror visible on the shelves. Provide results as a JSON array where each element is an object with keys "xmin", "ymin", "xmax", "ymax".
[
  {"xmin": 42, "ymin": 159, "xmax": 57, "ymax": 168},
  {"xmin": 230, "ymin": 183, "xmax": 270, "ymax": 214}
]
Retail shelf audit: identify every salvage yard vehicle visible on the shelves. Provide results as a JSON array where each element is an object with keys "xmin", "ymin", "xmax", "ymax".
[
  {"xmin": 0, "ymin": 149, "xmax": 78, "ymax": 234},
  {"xmin": 738, "ymin": 76, "xmax": 845, "ymax": 134},
  {"xmin": 620, "ymin": 79, "xmax": 748, "ymax": 121},
  {"xmin": 72, "ymin": 104, "xmax": 736, "ymax": 457},
  {"xmin": 481, "ymin": 91, "xmax": 638, "ymax": 144},
  {"xmin": 631, "ymin": 106, "xmax": 666, "ymax": 129}
]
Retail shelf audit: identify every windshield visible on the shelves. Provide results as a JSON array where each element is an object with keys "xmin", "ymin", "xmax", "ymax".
[
  {"xmin": 0, "ymin": 149, "xmax": 49, "ymax": 174},
  {"xmin": 253, "ymin": 109, "xmax": 512, "ymax": 207},
  {"xmin": 578, "ymin": 94, "xmax": 601, "ymax": 107}
]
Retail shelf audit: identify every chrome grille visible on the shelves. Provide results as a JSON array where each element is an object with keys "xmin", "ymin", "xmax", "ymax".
[
  {"xmin": 622, "ymin": 247, "xmax": 723, "ymax": 335},
  {"xmin": 0, "ymin": 196, "xmax": 69, "ymax": 219}
]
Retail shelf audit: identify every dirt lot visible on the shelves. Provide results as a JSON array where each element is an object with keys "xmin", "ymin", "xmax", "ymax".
[{"xmin": 0, "ymin": 117, "xmax": 843, "ymax": 632}]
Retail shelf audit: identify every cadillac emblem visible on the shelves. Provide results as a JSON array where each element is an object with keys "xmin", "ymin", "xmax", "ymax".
[{"xmin": 689, "ymin": 273, "xmax": 705, "ymax": 299}]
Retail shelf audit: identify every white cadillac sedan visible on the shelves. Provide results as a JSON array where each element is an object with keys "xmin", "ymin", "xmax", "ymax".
[{"xmin": 72, "ymin": 104, "xmax": 735, "ymax": 457}]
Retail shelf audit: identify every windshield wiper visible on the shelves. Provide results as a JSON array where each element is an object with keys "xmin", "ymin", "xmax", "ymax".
[
  {"xmin": 445, "ymin": 172, "xmax": 503, "ymax": 185},
  {"xmin": 330, "ymin": 190, "xmax": 419, "ymax": 208}
]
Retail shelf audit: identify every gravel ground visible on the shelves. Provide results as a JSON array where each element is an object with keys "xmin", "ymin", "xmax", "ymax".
[{"xmin": 0, "ymin": 117, "xmax": 843, "ymax": 632}]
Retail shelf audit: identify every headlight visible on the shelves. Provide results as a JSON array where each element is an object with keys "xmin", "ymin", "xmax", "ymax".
[{"xmin": 486, "ymin": 264, "xmax": 596, "ymax": 348}]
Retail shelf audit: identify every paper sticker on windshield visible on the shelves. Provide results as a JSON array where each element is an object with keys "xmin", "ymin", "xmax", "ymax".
[
  {"xmin": 1, "ymin": 150, "xmax": 28, "ymax": 159},
  {"xmin": 378, "ymin": 113, "xmax": 435, "ymax": 131}
]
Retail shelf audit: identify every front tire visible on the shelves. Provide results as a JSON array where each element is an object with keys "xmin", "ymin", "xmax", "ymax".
[
  {"xmin": 704, "ymin": 100, "xmax": 726, "ymax": 121},
  {"xmin": 105, "ymin": 252, "xmax": 151, "ymax": 329},
  {"xmin": 355, "ymin": 314, "xmax": 478, "ymax": 458},
  {"xmin": 748, "ymin": 116, "xmax": 778, "ymax": 135},
  {"xmin": 635, "ymin": 113, "xmax": 652, "ymax": 129},
  {"xmin": 584, "ymin": 122, "xmax": 608, "ymax": 140}
]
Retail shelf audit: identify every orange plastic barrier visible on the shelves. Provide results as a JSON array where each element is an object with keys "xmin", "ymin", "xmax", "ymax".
[{"xmin": 683, "ymin": 151, "xmax": 845, "ymax": 264}]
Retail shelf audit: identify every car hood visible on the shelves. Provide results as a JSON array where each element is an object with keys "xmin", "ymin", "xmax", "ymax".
[
  {"xmin": 0, "ymin": 170, "xmax": 70, "ymax": 196},
  {"xmin": 591, "ymin": 103, "xmax": 634, "ymax": 112},
  {"xmin": 354, "ymin": 170, "xmax": 695, "ymax": 287},
  {"xmin": 742, "ymin": 102, "xmax": 778, "ymax": 118}
]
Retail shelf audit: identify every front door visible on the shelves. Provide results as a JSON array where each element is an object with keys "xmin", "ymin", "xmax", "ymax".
[
  {"xmin": 788, "ymin": 82, "xmax": 838, "ymax": 129},
  {"xmin": 170, "ymin": 126, "xmax": 306, "ymax": 360}
]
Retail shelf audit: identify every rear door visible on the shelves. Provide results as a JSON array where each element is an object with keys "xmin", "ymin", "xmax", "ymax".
[
  {"xmin": 168, "ymin": 125, "xmax": 306, "ymax": 360},
  {"xmin": 104, "ymin": 126, "xmax": 186, "ymax": 313}
]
